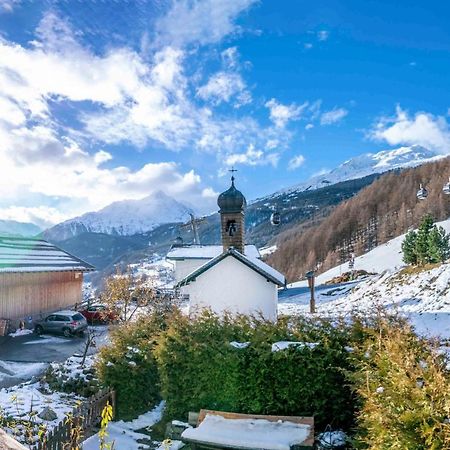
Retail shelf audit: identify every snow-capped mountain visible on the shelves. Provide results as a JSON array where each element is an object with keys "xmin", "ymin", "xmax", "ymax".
[
  {"xmin": 45, "ymin": 191, "xmax": 193, "ymax": 241},
  {"xmin": 278, "ymin": 145, "xmax": 442, "ymax": 196},
  {"xmin": 0, "ymin": 220, "xmax": 41, "ymax": 237}
]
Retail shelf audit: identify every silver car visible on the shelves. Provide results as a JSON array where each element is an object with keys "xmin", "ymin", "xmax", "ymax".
[{"xmin": 34, "ymin": 310, "xmax": 88, "ymax": 337}]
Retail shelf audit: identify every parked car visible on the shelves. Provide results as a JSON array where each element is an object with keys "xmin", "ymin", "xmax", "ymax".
[
  {"xmin": 79, "ymin": 304, "xmax": 118, "ymax": 324},
  {"xmin": 34, "ymin": 310, "xmax": 88, "ymax": 337}
]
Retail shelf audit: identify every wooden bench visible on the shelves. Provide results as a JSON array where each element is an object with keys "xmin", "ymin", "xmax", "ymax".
[{"xmin": 181, "ymin": 410, "xmax": 314, "ymax": 450}]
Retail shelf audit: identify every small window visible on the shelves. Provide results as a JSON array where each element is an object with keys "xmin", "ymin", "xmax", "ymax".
[
  {"xmin": 72, "ymin": 313, "xmax": 84, "ymax": 321},
  {"xmin": 56, "ymin": 315, "xmax": 70, "ymax": 322},
  {"xmin": 46, "ymin": 315, "xmax": 56, "ymax": 322}
]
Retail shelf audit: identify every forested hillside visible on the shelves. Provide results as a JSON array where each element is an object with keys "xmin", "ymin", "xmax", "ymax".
[{"xmin": 268, "ymin": 156, "xmax": 450, "ymax": 282}]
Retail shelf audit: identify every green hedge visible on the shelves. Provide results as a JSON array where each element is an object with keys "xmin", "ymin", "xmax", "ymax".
[
  {"xmin": 154, "ymin": 311, "xmax": 356, "ymax": 430},
  {"xmin": 97, "ymin": 315, "xmax": 166, "ymax": 420}
]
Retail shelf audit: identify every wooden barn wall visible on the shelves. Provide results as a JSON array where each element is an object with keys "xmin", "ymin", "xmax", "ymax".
[{"xmin": 0, "ymin": 272, "xmax": 83, "ymax": 320}]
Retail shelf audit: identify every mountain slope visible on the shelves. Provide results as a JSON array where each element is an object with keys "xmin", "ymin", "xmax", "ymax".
[
  {"xmin": 279, "ymin": 224, "xmax": 450, "ymax": 339},
  {"xmin": 276, "ymin": 145, "xmax": 441, "ymax": 196},
  {"xmin": 268, "ymin": 155, "xmax": 450, "ymax": 282},
  {"xmin": 54, "ymin": 175, "xmax": 380, "ymax": 274},
  {"xmin": 0, "ymin": 220, "xmax": 41, "ymax": 237},
  {"xmin": 45, "ymin": 191, "xmax": 193, "ymax": 241}
]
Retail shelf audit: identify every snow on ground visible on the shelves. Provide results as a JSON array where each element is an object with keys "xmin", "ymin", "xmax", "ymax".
[
  {"xmin": 281, "ymin": 217, "xmax": 450, "ymax": 340},
  {"xmin": 280, "ymin": 263, "xmax": 450, "ymax": 340},
  {"xmin": 129, "ymin": 255, "xmax": 175, "ymax": 288},
  {"xmin": 0, "ymin": 380, "xmax": 82, "ymax": 446},
  {"xmin": 181, "ymin": 414, "xmax": 311, "ymax": 450},
  {"xmin": 290, "ymin": 217, "xmax": 450, "ymax": 288},
  {"xmin": 8, "ymin": 329, "xmax": 33, "ymax": 338},
  {"xmin": 0, "ymin": 361, "xmax": 47, "ymax": 388},
  {"xmin": 82, "ymin": 401, "xmax": 183, "ymax": 450}
]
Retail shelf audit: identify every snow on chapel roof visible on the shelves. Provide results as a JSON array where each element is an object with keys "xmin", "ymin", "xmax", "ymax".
[
  {"xmin": 167, "ymin": 244, "xmax": 260, "ymax": 260},
  {"xmin": 0, "ymin": 236, "xmax": 95, "ymax": 273},
  {"xmin": 176, "ymin": 247, "xmax": 285, "ymax": 287}
]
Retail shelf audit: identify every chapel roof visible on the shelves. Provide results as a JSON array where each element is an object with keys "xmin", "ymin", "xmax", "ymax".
[
  {"xmin": 175, "ymin": 247, "xmax": 285, "ymax": 287},
  {"xmin": 167, "ymin": 244, "xmax": 260, "ymax": 260}
]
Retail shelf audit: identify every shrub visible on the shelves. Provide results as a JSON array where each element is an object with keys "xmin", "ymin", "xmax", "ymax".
[
  {"xmin": 154, "ymin": 311, "xmax": 357, "ymax": 430},
  {"xmin": 351, "ymin": 320, "xmax": 450, "ymax": 449},
  {"xmin": 97, "ymin": 314, "xmax": 167, "ymax": 420}
]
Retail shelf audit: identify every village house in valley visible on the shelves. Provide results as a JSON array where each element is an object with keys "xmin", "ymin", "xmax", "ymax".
[
  {"xmin": 0, "ymin": 236, "xmax": 94, "ymax": 331},
  {"xmin": 167, "ymin": 176, "xmax": 285, "ymax": 321}
]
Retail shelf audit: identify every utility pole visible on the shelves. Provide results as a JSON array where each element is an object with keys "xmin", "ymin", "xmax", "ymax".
[
  {"xmin": 180, "ymin": 213, "xmax": 206, "ymax": 245},
  {"xmin": 306, "ymin": 270, "xmax": 316, "ymax": 314}
]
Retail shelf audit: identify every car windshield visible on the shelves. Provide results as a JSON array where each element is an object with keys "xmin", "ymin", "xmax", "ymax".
[{"xmin": 72, "ymin": 313, "xmax": 85, "ymax": 321}]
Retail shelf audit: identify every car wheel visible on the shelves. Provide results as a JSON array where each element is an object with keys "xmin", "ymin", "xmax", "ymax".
[
  {"xmin": 34, "ymin": 325, "xmax": 44, "ymax": 335},
  {"xmin": 63, "ymin": 328, "xmax": 72, "ymax": 338}
]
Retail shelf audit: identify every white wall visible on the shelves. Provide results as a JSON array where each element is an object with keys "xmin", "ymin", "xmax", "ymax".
[
  {"xmin": 174, "ymin": 259, "xmax": 209, "ymax": 282},
  {"xmin": 181, "ymin": 256, "xmax": 278, "ymax": 321}
]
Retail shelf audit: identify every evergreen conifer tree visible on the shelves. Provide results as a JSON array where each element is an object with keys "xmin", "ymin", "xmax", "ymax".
[
  {"xmin": 402, "ymin": 214, "xmax": 450, "ymax": 266},
  {"xmin": 415, "ymin": 214, "xmax": 434, "ymax": 265},
  {"xmin": 401, "ymin": 230, "xmax": 417, "ymax": 265},
  {"xmin": 428, "ymin": 225, "xmax": 450, "ymax": 263}
]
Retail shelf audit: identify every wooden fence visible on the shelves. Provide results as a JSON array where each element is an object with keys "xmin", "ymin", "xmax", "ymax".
[{"xmin": 32, "ymin": 388, "xmax": 115, "ymax": 450}]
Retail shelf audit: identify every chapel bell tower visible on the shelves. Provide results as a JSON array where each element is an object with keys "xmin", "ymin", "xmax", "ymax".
[{"xmin": 217, "ymin": 173, "xmax": 246, "ymax": 254}]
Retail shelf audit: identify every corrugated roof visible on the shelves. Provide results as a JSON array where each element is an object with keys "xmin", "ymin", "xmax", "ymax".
[
  {"xmin": 176, "ymin": 247, "xmax": 285, "ymax": 287},
  {"xmin": 0, "ymin": 236, "xmax": 95, "ymax": 273},
  {"xmin": 167, "ymin": 244, "xmax": 260, "ymax": 260}
]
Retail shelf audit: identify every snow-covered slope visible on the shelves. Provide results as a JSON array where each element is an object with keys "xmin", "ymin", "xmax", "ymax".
[
  {"xmin": 290, "ymin": 217, "xmax": 450, "ymax": 288},
  {"xmin": 46, "ymin": 191, "xmax": 193, "ymax": 240},
  {"xmin": 0, "ymin": 220, "xmax": 41, "ymax": 237},
  {"xmin": 278, "ymin": 145, "xmax": 441, "ymax": 196},
  {"xmin": 282, "ymin": 217, "xmax": 450, "ymax": 339}
]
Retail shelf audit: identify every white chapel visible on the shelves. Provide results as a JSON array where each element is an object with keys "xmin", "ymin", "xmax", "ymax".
[{"xmin": 166, "ymin": 176, "xmax": 285, "ymax": 321}]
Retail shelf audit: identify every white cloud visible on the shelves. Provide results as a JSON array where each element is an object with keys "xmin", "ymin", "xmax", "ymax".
[
  {"xmin": 221, "ymin": 47, "xmax": 239, "ymax": 69},
  {"xmin": 0, "ymin": 117, "xmax": 216, "ymax": 223},
  {"xmin": 288, "ymin": 154, "xmax": 306, "ymax": 170},
  {"xmin": 304, "ymin": 43, "xmax": 313, "ymax": 50},
  {"xmin": 320, "ymin": 107, "xmax": 348, "ymax": 125},
  {"xmin": 317, "ymin": 30, "xmax": 329, "ymax": 41},
  {"xmin": 0, "ymin": 206, "xmax": 66, "ymax": 229},
  {"xmin": 370, "ymin": 106, "xmax": 450, "ymax": 153},
  {"xmin": 197, "ymin": 71, "xmax": 250, "ymax": 106},
  {"xmin": 0, "ymin": 10, "xmax": 299, "ymax": 223},
  {"xmin": 225, "ymin": 144, "xmax": 279, "ymax": 167},
  {"xmin": 155, "ymin": 0, "xmax": 257, "ymax": 47},
  {"xmin": 305, "ymin": 123, "xmax": 314, "ymax": 130},
  {"xmin": 0, "ymin": 0, "xmax": 18, "ymax": 13},
  {"xmin": 265, "ymin": 98, "xmax": 307, "ymax": 128}
]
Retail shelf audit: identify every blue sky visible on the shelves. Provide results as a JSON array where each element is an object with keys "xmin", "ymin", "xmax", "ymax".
[{"xmin": 0, "ymin": 0, "xmax": 449, "ymax": 226}]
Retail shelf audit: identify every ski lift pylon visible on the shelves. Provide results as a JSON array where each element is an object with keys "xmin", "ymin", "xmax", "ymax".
[{"xmin": 416, "ymin": 183, "xmax": 428, "ymax": 200}]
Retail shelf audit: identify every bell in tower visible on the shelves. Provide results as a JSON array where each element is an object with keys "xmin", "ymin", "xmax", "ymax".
[{"xmin": 217, "ymin": 173, "xmax": 246, "ymax": 254}]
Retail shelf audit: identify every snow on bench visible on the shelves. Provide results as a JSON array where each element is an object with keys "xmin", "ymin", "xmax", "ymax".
[{"xmin": 181, "ymin": 410, "xmax": 314, "ymax": 450}]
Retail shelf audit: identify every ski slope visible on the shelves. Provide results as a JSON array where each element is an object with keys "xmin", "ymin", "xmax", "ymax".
[
  {"xmin": 290, "ymin": 217, "xmax": 450, "ymax": 288},
  {"xmin": 281, "ymin": 217, "xmax": 450, "ymax": 340}
]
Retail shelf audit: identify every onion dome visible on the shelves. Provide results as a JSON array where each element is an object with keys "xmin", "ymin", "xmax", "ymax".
[{"xmin": 217, "ymin": 176, "xmax": 246, "ymax": 213}]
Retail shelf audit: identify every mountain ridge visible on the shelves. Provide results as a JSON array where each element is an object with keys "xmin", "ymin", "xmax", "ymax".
[
  {"xmin": 0, "ymin": 220, "xmax": 42, "ymax": 237},
  {"xmin": 44, "ymin": 190, "xmax": 193, "ymax": 241},
  {"xmin": 271, "ymin": 145, "xmax": 441, "ymax": 198}
]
